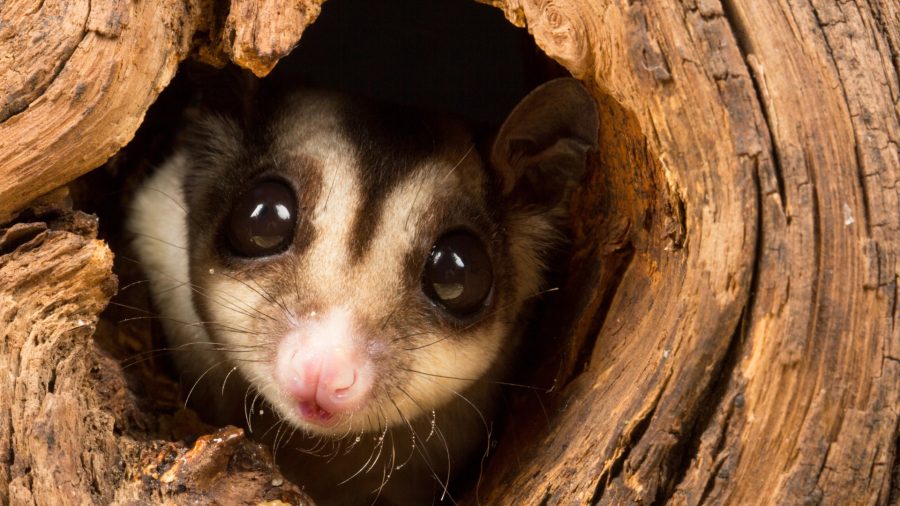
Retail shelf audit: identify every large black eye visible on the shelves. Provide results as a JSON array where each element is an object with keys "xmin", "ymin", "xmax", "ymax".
[
  {"xmin": 422, "ymin": 230, "xmax": 493, "ymax": 317},
  {"xmin": 225, "ymin": 180, "xmax": 297, "ymax": 257}
]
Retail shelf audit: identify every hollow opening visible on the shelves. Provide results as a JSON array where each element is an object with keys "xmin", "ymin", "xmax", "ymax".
[{"xmin": 68, "ymin": 0, "xmax": 651, "ymax": 502}]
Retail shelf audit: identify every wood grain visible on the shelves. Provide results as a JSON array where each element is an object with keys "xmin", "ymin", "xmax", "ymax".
[
  {"xmin": 0, "ymin": 201, "xmax": 313, "ymax": 505},
  {"xmin": 476, "ymin": 0, "xmax": 900, "ymax": 503},
  {"xmin": 1, "ymin": 0, "xmax": 898, "ymax": 503},
  {"xmin": 0, "ymin": 0, "xmax": 323, "ymax": 224}
]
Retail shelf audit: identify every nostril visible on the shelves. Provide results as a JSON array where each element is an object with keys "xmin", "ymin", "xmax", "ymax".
[
  {"xmin": 317, "ymin": 363, "xmax": 374, "ymax": 414},
  {"xmin": 331, "ymin": 370, "xmax": 358, "ymax": 398}
]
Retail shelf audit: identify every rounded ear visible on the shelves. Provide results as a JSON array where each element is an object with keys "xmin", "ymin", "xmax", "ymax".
[
  {"xmin": 490, "ymin": 78, "xmax": 599, "ymax": 207},
  {"xmin": 176, "ymin": 64, "xmax": 261, "ymax": 168},
  {"xmin": 182, "ymin": 62, "xmax": 261, "ymax": 125}
]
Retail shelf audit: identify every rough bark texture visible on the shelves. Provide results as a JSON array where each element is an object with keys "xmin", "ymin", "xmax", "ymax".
[
  {"xmin": 0, "ymin": 194, "xmax": 313, "ymax": 505},
  {"xmin": 478, "ymin": 0, "xmax": 900, "ymax": 503},
  {"xmin": 1, "ymin": 0, "xmax": 898, "ymax": 504},
  {"xmin": 0, "ymin": 0, "xmax": 322, "ymax": 224}
]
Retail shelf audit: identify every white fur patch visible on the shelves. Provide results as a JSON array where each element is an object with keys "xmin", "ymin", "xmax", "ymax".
[{"xmin": 127, "ymin": 153, "xmax": 224, "ymax": 386}]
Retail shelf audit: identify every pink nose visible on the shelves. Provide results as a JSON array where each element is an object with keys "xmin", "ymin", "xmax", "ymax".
[
  {"xmin": 274, "ymin": 309, "xmax": 375, "ymax": 425},
  {"xmin": 280, "ymin": 351, "xmax": 373, "ymax": 419}
]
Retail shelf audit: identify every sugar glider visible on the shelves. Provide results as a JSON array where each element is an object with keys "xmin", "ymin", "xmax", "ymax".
[{"xmin": 127, "ymin": 75, "xmax": 598, "ymax": 504}]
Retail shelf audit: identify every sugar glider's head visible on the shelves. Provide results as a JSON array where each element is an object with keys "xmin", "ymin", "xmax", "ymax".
[{"xmin": 139, "ymin": 78, "xmax": 598, "ymax": 436}]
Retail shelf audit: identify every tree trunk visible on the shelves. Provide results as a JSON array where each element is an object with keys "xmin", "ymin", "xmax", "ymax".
[{"xmin": 1, "ymin": 0, "xmax": 898, "ymax": 504}]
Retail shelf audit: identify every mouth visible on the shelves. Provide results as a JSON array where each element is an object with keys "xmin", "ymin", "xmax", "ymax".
[{"xmin": 296, "ymin": 401, "xmax": 338, "ymax": 427}]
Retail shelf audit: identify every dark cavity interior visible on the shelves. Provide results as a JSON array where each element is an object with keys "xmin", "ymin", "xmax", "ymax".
[{"xmin": 274, "ymin": 0, "xmax": 562, "ymax": 124}]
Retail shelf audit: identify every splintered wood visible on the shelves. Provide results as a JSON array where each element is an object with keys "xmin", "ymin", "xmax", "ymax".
[
  {"xmin": 0, "ymin": 199, "xmax": 313, "ymax": 505},
  {"xmin": 1, "ymin": 0, "xmax": 899, "ymax": 504},
  {"xmin": 0, "ymin": 0, "xmax": 324, "ymax": 224},
  {"xmin": 477, "ymin": 1, "xmax": 900, "ymax": 504}
]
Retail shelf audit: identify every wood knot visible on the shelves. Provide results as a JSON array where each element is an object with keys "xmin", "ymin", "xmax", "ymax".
[{"xmin": 523, "ymin": 0, "xmax": 592, "ymax": 78}]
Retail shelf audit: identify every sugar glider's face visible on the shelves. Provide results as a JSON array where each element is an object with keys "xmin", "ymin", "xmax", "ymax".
[
  {"xmin": 171, "ymin": 80, "xmax": 597, "ymax": 436},
  {"xmin": 181, "ymin": 93, "xmax": 519, "ymax": 435}
]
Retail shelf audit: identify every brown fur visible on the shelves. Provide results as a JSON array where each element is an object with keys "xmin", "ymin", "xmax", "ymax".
[{"xmin": 127, "ymin": 79, "xmax": 597, "ymax": 504}]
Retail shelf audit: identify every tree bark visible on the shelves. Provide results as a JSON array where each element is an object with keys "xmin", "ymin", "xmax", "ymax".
[
  {"xmin": 0, "ymin": 192, "xmax": 314, "ymax": 505},
  {"xmin": 1, "ymin": 0, "xmax": 898, "ymax": 504},
  {"xmin": 0, "ymin": 0, "xmax": 323, "ymax": 224}
]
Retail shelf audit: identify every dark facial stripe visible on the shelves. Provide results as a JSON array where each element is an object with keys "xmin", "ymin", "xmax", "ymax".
[
  {"xmin": 396, "ymin": 188, "xmax": 511, "ymax": 335},
  {"xmin": 339, "ymin": 98, "xmax": 438, "ymax": 261},
  {"xmin": 188, "ymin": 152, "xmax": 326, "ymax": 331}
]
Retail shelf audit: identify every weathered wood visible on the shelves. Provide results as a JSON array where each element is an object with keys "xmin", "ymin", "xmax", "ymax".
[
  {"xmin": 0, "ymin": 0, "xmax": 322, "ymax": 224},
  {"xmin": 674, "ymin": 1, "xmax": 900, "ymax": 503},
  {"xmin": 474, "ymin": 0, "xmax": 759, "ymax": 502},
  {"xmin": 477, "ymin": 0, "xmax": 900, "ymax": 504},
  {"xmin": 1, "ymin": 0, "xmax": 898, "ymax": 504},
  {"xmin": 0, "ymin": 197, "xmax": 313, "ymax": 505}
]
